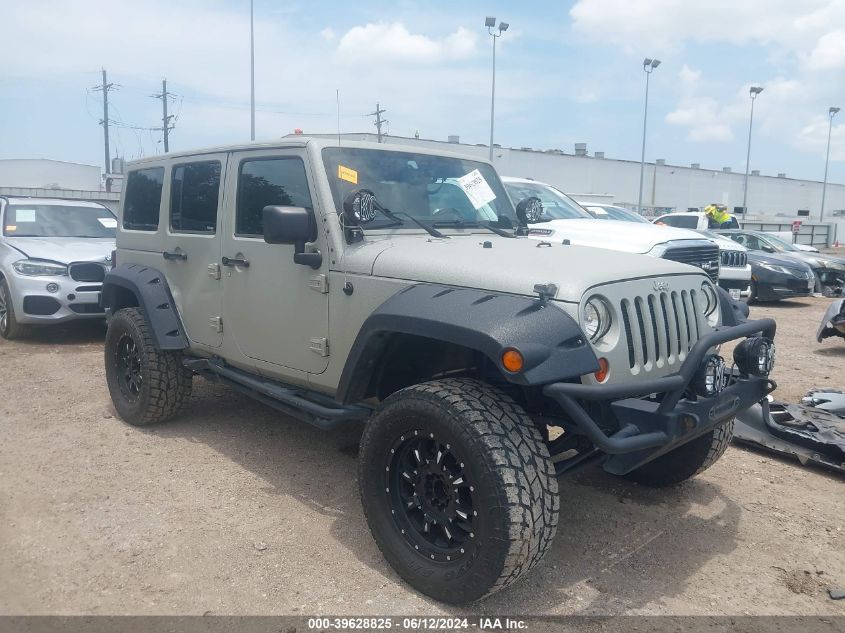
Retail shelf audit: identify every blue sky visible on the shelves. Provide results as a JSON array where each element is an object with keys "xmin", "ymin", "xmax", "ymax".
[{"xmin": 1, "ymin": 0, "xmax": 843, "ymax": 184}]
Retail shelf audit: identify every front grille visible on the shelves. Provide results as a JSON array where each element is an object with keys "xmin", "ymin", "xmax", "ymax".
[
  {"xmin": 68, "ymin": 262, "xmax": 107, "ymax": 283},
  {"xmin": 620, "ymin": 289, "xmax": 703, "ymax": 374},
  {"xmin": 720, "ymin": 251, "xmax": 748, "ymax": 268},
  {"xmin": 662, "ymin": 246, "xmax": 720, "ymax": 283}
]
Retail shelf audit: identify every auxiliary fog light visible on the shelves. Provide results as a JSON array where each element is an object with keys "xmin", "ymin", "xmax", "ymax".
[
  {"xmin": 733, "ymin": 337, "xmax": 775, "ymax": 377},
  {"xmin": 45, "ymin": 282, "xmax": 59, "ymax": 293},
  {"xmin": 692, "ymin": 354, "xmax": 727, "ymax": 397}
]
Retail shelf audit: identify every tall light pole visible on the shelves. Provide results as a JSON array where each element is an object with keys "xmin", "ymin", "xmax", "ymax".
[
  {"xmin": 250, "ymin": 0, "xmax": 256, "ymax": 141},
  {"xmin": 821, "ymin": 106, "xmax": 840, "ymax": 222},
  {"xmin": 741, "ymin": 86, "xmax": 764, "ymax": 214},
  {"xmin": 485, "ymin": 16, "xmax": 509, "ymax": 162},
  {"xmin": 637, "ymin": 58, "xmax": 661, "ymax": 214}
]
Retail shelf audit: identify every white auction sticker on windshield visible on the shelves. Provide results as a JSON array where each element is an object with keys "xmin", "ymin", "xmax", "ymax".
[
  {"xmin": 457, "ymin": 169, "xmax": 496, "ymax": 210},
  {"xmin": 15, "ymin": 209, "xmax": 37, "ymax": 222},
  {"xmin": 98, "ymin": 217, "xmax": 117, "ymax": 228}
]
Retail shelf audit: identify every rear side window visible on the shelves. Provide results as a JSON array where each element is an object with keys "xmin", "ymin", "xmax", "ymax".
[
  {"xmin": 170, "ymin": 161, "xmax": 221, "ymax": 233},
  {"xmin": 123, "ymin": 167, "xmax": 164, "ymax": 231},
  {"xmin": 236, "ymin": 158, "xmax": 312, "ymax": 236},
  {"xmin": 659, "ymin": 215, "xmax": 698, "ymax": 229}
]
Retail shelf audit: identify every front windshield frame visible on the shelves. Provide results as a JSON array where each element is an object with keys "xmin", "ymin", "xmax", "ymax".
[
  {"xmin": 503, "ymin": 181, "xmax": 593, "ymax": 221},
  {"xmin": 2, "ymin": 203, "xmax": 117, "ymax": 238},
  {"xmin": 321, "ymin": 147, "xmax": 518, "ymax": 231}
]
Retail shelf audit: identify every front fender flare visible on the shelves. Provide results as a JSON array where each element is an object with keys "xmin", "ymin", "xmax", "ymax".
[
  {"xmin": 100, "ymin": 263, "xmax": 188, "ymax": 350},
  {"xmin": 336, "ymin": 284, "xmax": 599, "ymax": 404}
]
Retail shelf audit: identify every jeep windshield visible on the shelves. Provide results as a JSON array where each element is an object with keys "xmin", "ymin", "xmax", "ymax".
[
  {"xmin": 321, "ymin": 147, "xmax": 518, "ymax": 230},
  {"xmin": 3, "ymin": 204, "xmax": 116, "ymax": 238},
  {"xmin": 502, "ymin": 181, "xmax": 593, "ymax": 221}
]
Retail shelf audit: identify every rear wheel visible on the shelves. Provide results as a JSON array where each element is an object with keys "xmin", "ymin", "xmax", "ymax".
[
  {"xmin": 358, "ymin": 378, "xmax": 558, "ymax": 603},
  {"xmin": 104, "ymin": 307, "xmax": 192, "ymax": 426},
  {"xmin": 621, "ymin": 420, "xmax": 734, "ymax": 487},
  {"xmin": 0, "ymin": 278, "xmax": 27, "ymax": 340}
]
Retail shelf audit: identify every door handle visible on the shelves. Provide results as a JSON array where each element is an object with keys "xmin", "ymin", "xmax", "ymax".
[
  {"xmin": 162, "ymin": 251, "xmax": 188, "ymax": 261},
  {"xmin": 222, "ymin": 256, "xmax": 250, "ymax": 268}
]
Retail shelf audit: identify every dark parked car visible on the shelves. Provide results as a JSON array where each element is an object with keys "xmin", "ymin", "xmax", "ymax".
[
  {"xmin": 717, "ymin": 229, "xmax": 845, "ymax": 296},
  {"xmin": 745, "ymin": 250, "xmax": 815, "ymax": 302}
]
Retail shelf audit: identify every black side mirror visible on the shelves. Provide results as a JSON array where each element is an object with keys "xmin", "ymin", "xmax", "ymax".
[
  {"xmin": 762, "ymin": 244, "xmax": 776, "ymax": 253},
  {"xmin": 516, "ymin": 197, "xmax": 544, "ymax": 225},
  {"xmin": 262, "ymin": 206, "xmax": 322, "ymax": 269}
]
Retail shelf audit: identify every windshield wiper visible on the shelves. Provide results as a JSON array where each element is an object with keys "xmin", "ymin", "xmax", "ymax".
[
  {"xmin": 432, "ymin": 219, "xmax": 517, "ymax": 239},
  {"xmin": 380, "ymin": 207, "xmax": 447, "ymax": 239}
]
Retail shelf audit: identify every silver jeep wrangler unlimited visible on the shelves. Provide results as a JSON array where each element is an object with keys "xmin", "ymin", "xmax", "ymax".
[{"xmin": 101, "ymin": 139, "xmax": 776, "ymax": 603}]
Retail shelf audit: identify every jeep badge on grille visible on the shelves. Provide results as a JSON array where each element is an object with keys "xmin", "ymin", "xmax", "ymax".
[{"xmin": 653, "ymin": 280, "xmax": 670, "ymax": 292}]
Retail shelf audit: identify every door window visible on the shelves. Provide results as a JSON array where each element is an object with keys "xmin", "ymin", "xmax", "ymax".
[
  {"xmin": 123, "ymin": 167, "xmax": 164, "ymax": 231},
  {"xmin": 236, "ymin": 158, "xmax": 313, "ymax": 236},
  {"xmin": 170, "ymin": 161, "xmax": 221, "ymax": 233}
]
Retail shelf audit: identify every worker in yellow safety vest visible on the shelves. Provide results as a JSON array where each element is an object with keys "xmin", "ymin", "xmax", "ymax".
[{"xmin": 704, "ymin": 203, "xmax": 732, "ymax": 228}]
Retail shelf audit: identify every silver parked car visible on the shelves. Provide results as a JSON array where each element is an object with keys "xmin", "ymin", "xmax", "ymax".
[{"xmin": 0, "ymin": 197, "xmax": 116, "ymax": 339}]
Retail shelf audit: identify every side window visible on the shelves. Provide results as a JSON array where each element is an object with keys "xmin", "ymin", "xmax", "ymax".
[
  {"xmin": 236, "ymin": 157, "xmax": 312, "ymax": 236},
  {"xmin": 661, "ymin": 215, "xmax": 698, "ymax": 229},
  {"xmin": 170, "ymin": 161, "xmax": 221, "ymax": 233},
  {"xmin": 123, "ymin": 167, "xmax": 164, "ymax": 231}
]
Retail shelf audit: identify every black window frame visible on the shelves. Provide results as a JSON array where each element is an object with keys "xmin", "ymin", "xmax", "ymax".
[
  {"xmin": 123, "ymin": 166, "xmax": 165, "ymax": 232},
  {"xmin": 235, "ymin": 156, "xmax": 314, "ymax": 238},
  {"xmin": 169, "ymin": 159, "xmax": 222, "ymax": 235}
]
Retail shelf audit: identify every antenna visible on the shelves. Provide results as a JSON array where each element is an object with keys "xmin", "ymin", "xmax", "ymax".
[{"xmin": 336, "ymin": 89, "xmax": 341, "ymax": 145}]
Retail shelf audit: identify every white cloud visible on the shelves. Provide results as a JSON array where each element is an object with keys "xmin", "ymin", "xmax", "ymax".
[
  {"xmin": 336, "ymin": 22, "xmax": 478, "ymax": 64},
  {"xmin": 569, "ymin": 0, "xmax": 845, "ymax": 61},
  {"xmin": 320, "ymin": 27, "xmax": 336, "ymax": 41},
  {"xmin": 798, "ymin": 115, "xmax": 845, "ymax": 160},
  {"xmin": 807, "ymin": 29, "xmax": 845, "ymax": 69}
]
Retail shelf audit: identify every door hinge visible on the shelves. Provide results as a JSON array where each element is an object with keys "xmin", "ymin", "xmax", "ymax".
[
  {"xmin": 209, "ymin": 316, "xmax": 223, "ymax": 333},
  {"xmin": 207, "ymin": 263, "xmax": 221, "ymax": 280},
  {"xmin": 309, "ymin": 273, "xmax": 329, "ymax": 294},
  {"xmin": 309, "ymin": 337, "xmax": 329, "ymax": 357}
]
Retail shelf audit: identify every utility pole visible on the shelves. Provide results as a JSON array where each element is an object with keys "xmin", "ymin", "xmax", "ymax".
[
  {"xmin": 92, "ymin": 69, "xmax": 115, "ymax": 191},
  {"xmin": 152, "ymin": 79, "xmax": 175, "ymax": 153},
  {"xmin": 367, "ymin": 103, "xmax": 387, "ymax": 142},
  {"xmin": 250, "ymin": 0, "xmax": 256, "ymax": 141},
  {"xmin": 821, "ymin": 106, "xmax": 840, "ymax": 222}
]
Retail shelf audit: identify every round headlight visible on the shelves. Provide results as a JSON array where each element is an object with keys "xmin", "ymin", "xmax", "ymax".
[
  {"xmin": 733, "ymin": 336, "xmax": 775, "ymax": 377},
  {"xmin": 700, "ymin": 282, "xmax": 718, "ymax": 317},
  {"xmin": 583, "ymin": 296, "xmax": 612, "ymax": 342}
]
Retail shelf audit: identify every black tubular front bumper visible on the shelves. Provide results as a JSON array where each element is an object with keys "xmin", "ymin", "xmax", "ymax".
[{"xmin": 542, "ymin": 318, "xmax": 777, "ymax": 475}]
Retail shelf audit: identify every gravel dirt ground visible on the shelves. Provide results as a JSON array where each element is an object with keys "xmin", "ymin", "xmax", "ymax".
[{"xmin": 1, "ymin": 296, "xmax": 843, "ymax": 616}]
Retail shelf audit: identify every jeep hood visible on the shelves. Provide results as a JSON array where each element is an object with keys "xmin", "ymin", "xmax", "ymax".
[
  {"xmin": 5, "ymin": 237, "xmax": 114, "ymax": 264},
  {"xmin": 531, "ymin": 218, "xmax": 711, "ymax": 254},
  {"xmin": 344, "ymin": 234, "xmax": 705, "ymax": 301}
]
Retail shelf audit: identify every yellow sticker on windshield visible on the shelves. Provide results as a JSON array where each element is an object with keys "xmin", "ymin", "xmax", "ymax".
[
  {"xmin": 338, "ymin": 165, "xmax": 358, "ymax": 184},
  {"xmin": 5, "ymin": 225, "xmax": 16, "ymax": 232}
]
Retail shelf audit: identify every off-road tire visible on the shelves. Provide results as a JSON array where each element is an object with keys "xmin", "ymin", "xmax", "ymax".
[
  {"xmin": 621, "ymin": 419, "xmax": 734, "ymax": 487},
  {"xmin": 0, "ymin": 278, "xmax": 28, "ymax": 340},
  {"xmin": 104, "ymin": 307, "xmax": 192, "ymax": 426},
  {"xmin": 358, "ymin": 378, "xmax": 558, "ymax": 603}
]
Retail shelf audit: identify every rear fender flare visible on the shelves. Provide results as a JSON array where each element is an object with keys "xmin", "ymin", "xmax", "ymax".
[{"xmin": 100, "ymin": 263, "xmax": 188, "ymax": 350}]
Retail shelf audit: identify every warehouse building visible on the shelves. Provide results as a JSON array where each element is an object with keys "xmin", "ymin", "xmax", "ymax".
[
  {"xmin": 305, "ymin": 133, "xmax": 844, "ymax": 245},
  {"xmin": 0, "ymin": 158, "xmax": 121, "ymax": 211}
]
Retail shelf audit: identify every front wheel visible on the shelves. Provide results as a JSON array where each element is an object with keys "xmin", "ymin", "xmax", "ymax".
[
  {"xmin": 0, "ymin": 278, "xmax": 27, "ymax": 340},
  {"xmin": 358, "ymin": 378, "xmax": 559, "ymax": 603},
  {"xmin": 104, "ymin": 307, "xmax": 192, "ymax": 426},
  {"xmin": 621, "ymin": 420, "xmax": 734, "ymax": 487}
]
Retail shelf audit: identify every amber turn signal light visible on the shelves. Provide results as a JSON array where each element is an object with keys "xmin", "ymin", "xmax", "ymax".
[
  {"xmin": 594, "ymin": 357, "xmax": 610, "ymax": 382},
  {"xmin": 501, "ymin": 349, "xmax": 524, "ymax": 373}
]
